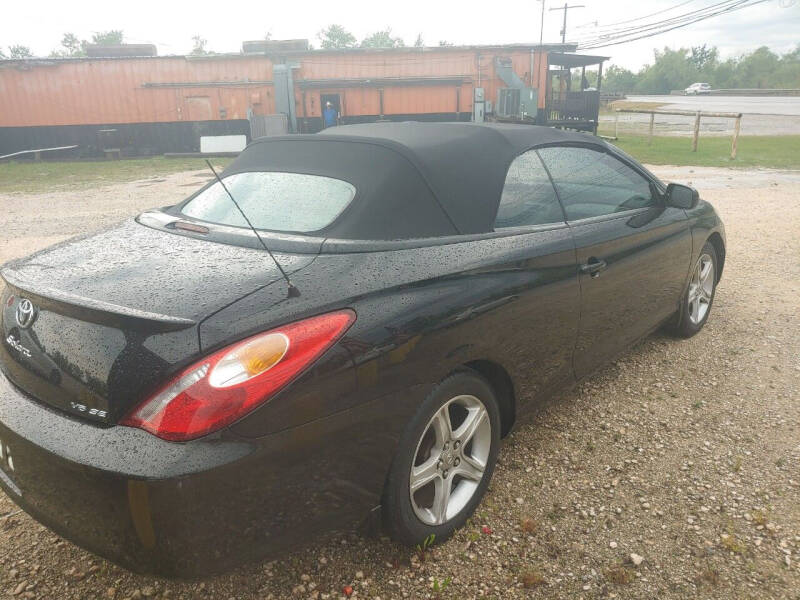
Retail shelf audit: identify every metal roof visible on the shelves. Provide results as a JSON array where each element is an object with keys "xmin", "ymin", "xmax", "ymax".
[
  {"xmin": 547, "ymin": 52, "xmax": 609, "ymax": 68},
  {"xmin": 0, "ymin": 43, "xmax": 580, "ymax": 65}
]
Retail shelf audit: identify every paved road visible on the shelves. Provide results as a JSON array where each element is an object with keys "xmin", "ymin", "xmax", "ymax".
[{"xmin": 627, "ymin": 95, "xmax": 800, "ymax": 116}]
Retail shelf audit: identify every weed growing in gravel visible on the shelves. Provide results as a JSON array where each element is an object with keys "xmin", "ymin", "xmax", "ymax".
[
  {"xmin": 415, "ymin": 534, "xmax": 436, "ymax": 563},
  {"xmin": 546, "ymin": 503, "xmax": 566, "ymax": 521},
  {"xmin": 520, "ymin": 570, "xmax": 546, "ymax": 588},
  {"xmin": 720, "ymin": 534, "xmax": 747, "ymax": 554},
  {"xmin": 432, "ymin": 576, "xmax": 452, "ymax": 597},
  {"xmin": 698, "ymin": 564, "xmax": 721, "ymax": 587},
  {"xmin": 752, "ymin": 509, "xmax": 768, "ymax": 527},
  {"xmin": 520, "ymin": 517, "xmax": 538, "ymax": 534},
  {"xmin": 605, "ymin": 565, "xmax": 634, "ymax": 585}
]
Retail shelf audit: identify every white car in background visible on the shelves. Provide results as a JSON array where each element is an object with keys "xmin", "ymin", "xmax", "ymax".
[{"xmin": 685, "ymin": 82, "xmax": 711, "ymax": 95}]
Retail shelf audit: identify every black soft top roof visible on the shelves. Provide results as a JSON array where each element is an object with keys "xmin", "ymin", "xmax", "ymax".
[{"xmin": 222, "ymin": 122, "xmax": 602, "ymax": 239}]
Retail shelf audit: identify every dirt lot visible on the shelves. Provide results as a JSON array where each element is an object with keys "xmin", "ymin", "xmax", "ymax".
[{"xmin": 0, "ymin": 166, "xmax": 798, "ymax": 599}]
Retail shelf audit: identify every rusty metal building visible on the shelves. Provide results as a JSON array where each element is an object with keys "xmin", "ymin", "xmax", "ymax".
[{"xmin": 0, "ymin": 42, "xmax": 607, "ymax": 157}]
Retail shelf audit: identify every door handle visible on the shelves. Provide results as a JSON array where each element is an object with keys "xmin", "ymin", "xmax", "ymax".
[{"xmin": 579, "ymin": 258, "xmax": 607, "ymax": 276}]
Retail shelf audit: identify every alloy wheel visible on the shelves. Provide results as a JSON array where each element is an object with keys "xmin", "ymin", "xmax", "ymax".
[
  {"xmin": 409, "ymin": 394, "xmax": 492, "ymax": 526},
  {"xmin": 687, "ymin": 253, "xmax": 715, "ymax": 325}
]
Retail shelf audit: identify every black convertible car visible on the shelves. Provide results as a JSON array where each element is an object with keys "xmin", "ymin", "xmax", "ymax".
[{"xmin": 0, "ymin": 123, "xmax": 725, "ymax": 576}]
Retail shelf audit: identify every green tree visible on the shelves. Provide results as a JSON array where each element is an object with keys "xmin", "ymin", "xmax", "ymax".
[
  {"xmin": 414, "ymin": 33, "xmax": 424, "ymax": 47},
  {"xmin": 771, "ymin": 43, "xmax": 800, "ymax": 88},
  {"xmin": 438, "ymin": 40, "xmax": 454, "ymax": 47},
  {"xmin": 190, "ymin": 35, "xmax": 209, "ymax": 55},
  {"xmin": 91, "ymin": 30, "xmax": 124, "ymax": 45},
  {"xmin": 51, "ymin": 32, "xmax": 86, "ymax": 57},
  {"xmin": 602, "ymin": 64, "xmax": 637, "ymax": 93},
  {"xmin": 736, "ymin": 46, "xmax": 780, "ymax": 88},
  {"xmin": 8, "ymin": 45, "xmax": 33, "ymax": 58},
  {"xmin": 317, "ymin": 24, "xmax": 356, "ymax": 49},
  {"xmin": 690, "ymin": 44, "xmax": 718, "ymax": 71},
  {"xmin": 360, "ymin": 28, "xmax": 405, "ymax": 48},
  {"xmin": 635, "ymin": 47, "xmax": 698, "ymax": 94}
]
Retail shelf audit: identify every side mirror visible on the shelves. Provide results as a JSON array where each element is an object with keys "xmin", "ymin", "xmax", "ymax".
[{"xmin": 665, "ymin": 183, "xmax": 699, "ymax": 209}]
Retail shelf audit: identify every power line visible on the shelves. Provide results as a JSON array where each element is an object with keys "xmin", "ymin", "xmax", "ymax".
[
  {"xmin": 582, "ymin": 0, "xmax": 752, "ymax": 41},
  {"xmin": 576, "ymin": 0, "xmax": 769, "ymax": 49},
  {"xmin": 578, "ymin": 1, "xmax": 764, "ymax": 49},
  {"xmin": 577, "ymin": 0, "xmax": 699, "ymax": 30},
  {"xmin": 575, "ymin": 0, "xmax": 745, "ymax": 43}
]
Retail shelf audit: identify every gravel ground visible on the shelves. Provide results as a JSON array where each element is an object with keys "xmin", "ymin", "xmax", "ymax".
[{"xmin": 0, "ymin": 166, "xmax": 798, "ymax": 599}]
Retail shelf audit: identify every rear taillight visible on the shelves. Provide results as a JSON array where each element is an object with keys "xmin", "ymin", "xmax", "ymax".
[{"xmin": 121, "ymin": 309, "xmax": 355, "ymax": 441}]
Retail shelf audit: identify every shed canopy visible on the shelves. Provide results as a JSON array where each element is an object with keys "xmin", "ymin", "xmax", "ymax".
[
  {"xmin": 548, "ymin": 53, "xmax": 609, "ymax": 68},
  {"xmin": 220, "ymin": 122, "xmax": 599, "ymax": 239}
]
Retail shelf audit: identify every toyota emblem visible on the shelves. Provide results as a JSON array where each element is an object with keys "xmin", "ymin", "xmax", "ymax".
[{"xmin": 15, "ymin": 299, "xmax": 36, "ymax": 329}]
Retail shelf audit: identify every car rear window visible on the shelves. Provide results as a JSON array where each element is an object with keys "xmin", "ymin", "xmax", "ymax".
[{"xmin": 181, "ymin": 172, "xmax": 356, "ymax": 233}]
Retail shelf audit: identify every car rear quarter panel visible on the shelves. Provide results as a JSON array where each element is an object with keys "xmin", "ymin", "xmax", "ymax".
[{"xmin": 205, "ymin": 229, "xmax": 579, "ymax": 442}]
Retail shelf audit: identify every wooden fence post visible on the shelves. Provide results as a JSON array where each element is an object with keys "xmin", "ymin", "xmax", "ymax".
[
  {"xmin": 731, "ymin": 114, "xmax": 742, "ymax": 159},
  {"xmin": 648, "ymin": 112, "xmax": 655, "ymax": 145},
  {"xmin": 615, "ymin": 110, "xmax": 619, "ymax": 139},
  {"xmin": 692, "ymin": 111, "xmax": 701, "ymax": 152}
]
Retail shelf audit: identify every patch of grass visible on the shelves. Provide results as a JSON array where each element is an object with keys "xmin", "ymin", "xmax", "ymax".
[
  {"xmin": 605, "ymin": 565, "xmax": 635, "ymax": 585},
  {"xmin": 602, "ymin": 100, "xmax": 668, "ymax": 114},
  {"xmin": 0, "ymin": 157, "xmax": 233, "ymax": 194},
  {"xmin": 596, "ymin": 133, "xmax": 800, "ymax": 169},
  {"xmin": 520, "ymin": 569, "xmax": 546, "ymax": 588},
  {"xmin": 752, "ymin": 509, "xmax": 768, "ymax": 527}
]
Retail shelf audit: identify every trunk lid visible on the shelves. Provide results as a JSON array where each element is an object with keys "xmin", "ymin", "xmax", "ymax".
[{"xmin": 0, "ymin": 219, "xmax": 316, "ymax": 424}]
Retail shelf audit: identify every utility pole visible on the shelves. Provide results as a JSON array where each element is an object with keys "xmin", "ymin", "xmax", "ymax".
[
  {"xmin": 549, "ymin": 2, "xmax": 585, "ymax": 44},
  {"xmin": 538, "ymin": 0, "xmax": 546, "ymax": 45}
]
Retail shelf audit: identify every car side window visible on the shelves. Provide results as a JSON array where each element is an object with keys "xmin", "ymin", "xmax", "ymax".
[
  {"xmin": 536, "ymin": 146, "xmax": 656, "ymax": 221},
  {"xmin": 495, "ymin": 150, "xmax": 564, "ymax": 229}
]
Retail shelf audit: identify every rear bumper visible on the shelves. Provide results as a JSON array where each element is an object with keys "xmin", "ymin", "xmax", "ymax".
[
  {"xmin": 0, "ymin": 371, "xmax": 260, "ymax": 576},
  {"xmin": 0, "ymin": 372, "xmax": 409, "ymax": 576}
]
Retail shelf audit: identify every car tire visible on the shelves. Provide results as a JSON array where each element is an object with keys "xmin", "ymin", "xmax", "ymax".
[
  {"xmin": 383, "ymin": 370, "xmax": 501, "ymax": 547},
  {"xmin": 669, "ymin": 241, "xmax": 718, "ymax": 338}
]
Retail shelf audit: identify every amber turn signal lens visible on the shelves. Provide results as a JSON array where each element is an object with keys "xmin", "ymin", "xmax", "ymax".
[{"xmin": 208, "ymin": 333, "xmax": 289, "ymax": 388}]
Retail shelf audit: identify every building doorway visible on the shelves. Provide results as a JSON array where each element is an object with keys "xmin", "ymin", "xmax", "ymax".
[{"xmin": 320, "ymin": 93, "xmax": 342, "ymax": 129}]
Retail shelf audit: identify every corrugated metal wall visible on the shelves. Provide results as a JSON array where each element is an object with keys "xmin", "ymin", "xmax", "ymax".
[
  {"xmin": 293, "ymin": 48, "xmax": 549, "ymax": 119},
  {"xmin": 0, "ymin": 49, "xmax": 549, "ymax": 128},
  {"xmin": 0, "ymin": 55, "xmax": 275, "ymax": 127}
]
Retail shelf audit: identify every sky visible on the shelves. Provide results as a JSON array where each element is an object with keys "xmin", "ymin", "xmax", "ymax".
[{"xmin": 2, "ymin": 0, "xmax": 798, "ymax": 70}]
